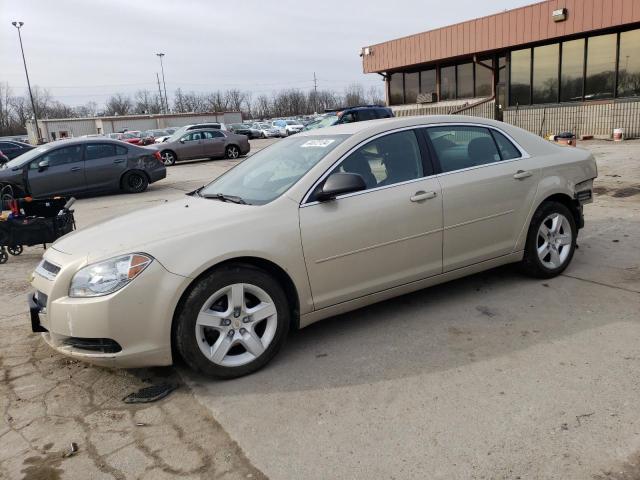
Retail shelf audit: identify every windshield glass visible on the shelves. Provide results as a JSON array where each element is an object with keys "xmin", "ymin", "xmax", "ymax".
[
  {"xmin": 199, "ymin": 134, "xmax": 349, "ymax": 205},
  {"xmin": 303, "ymin": 114, "xmax": 338, "ymax": 131},
  {"xmin": 3, "ymin": 145, "xmax": 50, "ymax": 169},
  {"xmin": 166, "ymin": 127, "xmax": 188, "ymax": 142}
]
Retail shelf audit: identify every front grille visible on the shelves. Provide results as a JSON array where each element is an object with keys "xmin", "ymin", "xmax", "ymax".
[
  {"xmin": 61, "ymin": 337, "xmax": 122, "ymax": 354},
  {"xmin": 35, "ymin": 260, "xmax": 61, "ymax": 280}
]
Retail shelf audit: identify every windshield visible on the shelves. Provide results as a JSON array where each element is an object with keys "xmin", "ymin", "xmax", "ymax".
[
  {"xmin": 166, "ymin": 127, "xmax": 188, "ymax": 142},
  {"xmin": 258, "ymin": 123, "xmax": 271, "ymax": 129},
  {"xmin": 303, "ymin": 114, "xmax": 338, "ymax": 131},
  {"xmin": 199, "ymin": 134, "xmax": 348, "ymax": 205},
  {"xmin": 3, "ymin": 145, "xmax": 50, "ymax": 169}
]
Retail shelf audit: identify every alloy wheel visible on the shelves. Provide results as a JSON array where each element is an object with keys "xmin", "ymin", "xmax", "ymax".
[
  {"xmin": 195, "ymin": 283, "xmax": 278, "ymax": 367},
  {"xmin": 536, "ymin": 212, "xmax": 572, "ymax": 269},
  {"xmin": 161, "ymin": 152, "xmax": 175, "ymax": 166},
  {"xmin": 227, "ymin": 146, "xmax": 240, "ymax": 159}
]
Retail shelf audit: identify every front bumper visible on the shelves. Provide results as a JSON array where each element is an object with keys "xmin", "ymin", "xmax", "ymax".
[{"xmin": 29, "ymin": 251, "xmax": 187, "ymax": 368}]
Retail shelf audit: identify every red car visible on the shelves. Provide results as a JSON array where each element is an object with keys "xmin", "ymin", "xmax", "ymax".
[{"xmin": 108, "ymin": 131, "xmax": 143, "ymax": 144}]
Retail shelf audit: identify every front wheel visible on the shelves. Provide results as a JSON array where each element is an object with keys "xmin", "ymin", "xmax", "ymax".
[
  {"xmin": 121, "ymin": 171, "xmax": 149, "ymax": 194},
  {"xmin": 520, "ymin": 201, "xmax": 577, "ymax": 278},
  {"xmin": 160, "ymin": 150, "xmax": 176, "ymax": 166},
  {"xmin": 225, "ymin": 145, "xmax": 240, "ymax": 159},
  {"xmin": 174, "ymin": 264, "xmax": 290, "ymax": 379}
]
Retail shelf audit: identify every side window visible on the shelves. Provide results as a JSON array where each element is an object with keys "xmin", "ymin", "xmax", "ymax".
[
  {"xmin": 376, "ymin": 108, "xmax": 393, "ymax": 119},
  {"xmin": 426, "ymin": 126, "xmax": 501, "ymax": 173},
  {"xmin": 85, "ymin": 144, "xmax": 116, "ymax": 160},
  {"xmin": 191, "ymin": 132, "xmax": 203, "ymax": 141},
  {"xmin": 490, "ymin": 130, "xmax": 521, "ymax": 160},
  {"xmin": 356, "ymin": 109, "xmax": 377, "ymax": 121},
  {"xmin": 115, "ymin": 145, "xmax": 128, "ymax": 155},
  {"xmin": 31, "ymin": 146, "xmax": 83, "ymax": 169},
  {"xmin": 0, "ymin": 142, "xmax": 14, "ymax": 149},
  {"xmin": 203, "ymin": 131, "xmax": 224, "ymax": 139},
  {"xmin": 329, "ymin": 130, "xmax": 424, "ymax": 191},
  {"xmin": 340, "ymin": 113, "xmax": 356, "ymax": 124}
]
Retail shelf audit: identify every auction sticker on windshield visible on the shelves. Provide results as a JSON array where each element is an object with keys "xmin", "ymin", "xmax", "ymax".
[{"xmin": 301, "ymin": 139, "xmax": 335, "ymax": 148}]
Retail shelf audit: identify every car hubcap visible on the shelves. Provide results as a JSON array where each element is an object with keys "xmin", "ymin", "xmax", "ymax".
[
  {"xmin": 161, "ymin": 153, "xmax": 174, "ymax": 165},
  {"xmin": 129, "ymin": 175, "xmax": 143, "ymax": 189},
  {"xmin": 195, "ymin": 283, "xmax": 277, "ymax": 367},
  {"xmin": 228, "ymin": 147, "xmax": 239, "ymax": 159},
  {"xmin": 537, "ymin": 213, "xmax": 572, "ymax": 269}
]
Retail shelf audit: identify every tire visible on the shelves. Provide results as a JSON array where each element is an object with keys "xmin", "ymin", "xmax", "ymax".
[
  {"xmin": 8, "ymin": 245, "xmax": 23, "ymax": 256},
  {"xmin": 520, "ymin": 201, "xmax": 577, "ymax": 278},
  {"xmin": 174, "ymin": 264, "xmax": 290, "ymax": 379},
  {"xmin": 160, "ymin": 150, "xmax": 176, "ymax": 166},
  {"xmin": 225, "ymin": 145, "xmax": 240, "ymax": 160},
  {"xmin": 121, "ymin": 170, "xmax": 149, "ymax": 194},
  {"xmin": 0, "ymin": 248, "xmax": 7, "ymax": 264},
  {"xmin": 261, "ymin": 132, "xmax": 266, "ymax": 139}
]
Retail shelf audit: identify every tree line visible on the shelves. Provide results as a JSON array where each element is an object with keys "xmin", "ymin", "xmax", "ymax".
[{"xmin": 0, "ymin": 82, "xmax": 384, "ymax": 137}]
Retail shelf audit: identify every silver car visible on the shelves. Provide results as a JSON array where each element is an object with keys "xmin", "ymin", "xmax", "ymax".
[
  {"xmin": 146, "ymin": 128, "xmax": 250, "ymax": 166},
  {"xmin": 28, "ymin": 116, "xmax": 596, "ymax": 379}
]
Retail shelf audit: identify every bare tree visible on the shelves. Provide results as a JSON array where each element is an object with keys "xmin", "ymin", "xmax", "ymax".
[
  {"xmin": 366, "ymin": 85, "xmax": 385, "ymax": 105},
  {"xmin": 133, "ymin": 90, "xmax": 162, "ymax": 114},
  {"xmin": 344, "ymin": 83, "xmax": 366, "ymax": 107},
  {"xmin": 104, "ymin": 93, "xmax": 133, "ymax": 116}
]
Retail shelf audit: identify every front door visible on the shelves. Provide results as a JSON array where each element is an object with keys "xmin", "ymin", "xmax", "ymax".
[
  {"xmin": 27, "ymin": 145, "xmax": 86, "ymax": 197},
  {"xmin": 300, "ymin": 129, "xmax": 443, "ymax": 309},
  {"xmin": 201, "ymin": 130, "xmax": 226, "ymax": 158},
  {"xmin": 179, "ymin": 131, "xmax": 205, "ymax": 160},
  {"xmin": 83, "ymin": 143, "xmax": 128, "ymax": 191},
  {"xmin": 424, "ymin": 125, "xmax": 540, "ymax": 272}
]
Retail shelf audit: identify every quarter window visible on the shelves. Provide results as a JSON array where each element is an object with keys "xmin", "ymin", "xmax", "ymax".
[
  {"xmin": 330, "ymin": 130, "xmax": 424, "ymax": 190},
  {"xmin": 427, "ymin": 126, "xmax": 501, "ymax": 173},
  {"xmin": 490, "ymin": 130, "xmax": 521, "ymax": 160}
]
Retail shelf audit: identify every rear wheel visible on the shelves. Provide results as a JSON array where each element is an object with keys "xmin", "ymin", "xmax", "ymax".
[
  {"xmin": 160, "ymin": 150, "xmax": 176, "ymax": 166},
  {"xmin": 520, "ymin": 201, "xmax": 576, "ymax": 278},
  {"xmin": 225, "ymin": 145, "xmax": 240, "ymax": 159},
  {"xmin": 121, "ymin": 171, "xmax": 149, "ymax": 194},
  {"xmin": 8, "ymin": 245, "xmax": 23, "ymax": 256},
  {"xmin": 174, "ymin": 264, "xmax": 290, "ymax": 379},
  {"xmin": 0, "ymin": 248, "xmax": 7, "ymax": 264}
]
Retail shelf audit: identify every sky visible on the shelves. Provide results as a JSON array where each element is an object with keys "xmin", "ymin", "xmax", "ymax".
[{"xmin": 0, "ymin": 0, "xmax": 533, "ymax": 107}]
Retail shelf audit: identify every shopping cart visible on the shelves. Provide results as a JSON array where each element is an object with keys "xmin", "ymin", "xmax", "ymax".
[{"xmin": 0, "ymin": 197, "xmax": 76, "ymax": 264}]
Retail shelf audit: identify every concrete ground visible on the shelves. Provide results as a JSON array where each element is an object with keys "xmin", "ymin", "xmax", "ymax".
[{"xmin": 1, "ymin": 138, "xmax": 639, "ymax": 479}]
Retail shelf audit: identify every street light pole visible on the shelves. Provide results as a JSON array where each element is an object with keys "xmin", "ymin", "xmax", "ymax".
[
  {"xmin": 12, "ymin": 21, "xmax": 41, "ymax": 143},
  {"xmin": 156, "ymin": 53, "xmax": 169, "ymax": 114}
]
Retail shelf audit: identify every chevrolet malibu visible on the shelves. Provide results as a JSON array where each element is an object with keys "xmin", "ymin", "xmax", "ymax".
[{"xmin": 29, "ymin": 116, "xmax": 597, "ymax": 379}]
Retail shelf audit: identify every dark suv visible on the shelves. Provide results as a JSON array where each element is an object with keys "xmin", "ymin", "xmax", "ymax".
[
  {"xmin": 0, "ymin": 140, "xmax": 34, "ymax": 160},
  {"xmin": 303, "ymin": 105, "xmax": 394, "ymax": 131}
]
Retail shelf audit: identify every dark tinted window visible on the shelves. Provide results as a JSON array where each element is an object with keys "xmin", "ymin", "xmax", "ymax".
[
  {"xmin": 376, "ymin": 108, "xmax": 393, "ymax": 118},
  {"xmin": 85, "ymin": 144, "xmax": 116, "ymax": 160},
  {"xmin": 0, "ymin": 142, "xmax": 16, "ymax": 149},
  {"xmin": 457, "ymin": 62, "xmax": 474, "ymax": 98},
  {"xmin": 32, "ymin": 146, "xmax": 83, "ymax": 169},
  {"xmin": 341, "ymin": 112, "xmax": 356, "ymax": 124},
  {"xmin": 331, "ymin": 130, "xmax": 424, "ymax": 190},
  {"xmin": 511, "ymin": 48, "xmax": 532, "ymax": 105},
  {"xmin": 389, "ymin": 73, "xmax": 403, "ymax": 105},
  {"xmin": 618, "ymin": 29, "xmax": 640, "ymax": 98},
  {"xmin": 561, "ymin": 38, "xmax": 585, "ymax": 102},
  {"xmin": 203, "ymin": 130, "xmax": 224, "ymax": 139},
  {"xmin": 404, "ymin": 72, "xmax": 419, "ymax": 103},
  {"xmin": 420, "ymin": 69, "xmax": 437, "ymax": 94},
  {"xmin": 476, "ymin": 58, "xmax": 493, "ymax": 97},
  {"xmin": 533, "ymin": 43, "xmax": 559, "ymax": 104},
  {"xmin": 585, "ymin": 34, "xmax": 616, "ymax": 99},
  {"xmin": 427, "ymin": 126, "xmax": 501, "ymax": 173},
  {"xmin": 491, "ymin": 130, "xmax": 521, "ymax": 160},
  {"xmin": 356, "ymin": 109, "xmax": 377, "ymax": 121},
  {"xmin": 440, "ymin": 66, "xmax": 456, "ymax": 100}
]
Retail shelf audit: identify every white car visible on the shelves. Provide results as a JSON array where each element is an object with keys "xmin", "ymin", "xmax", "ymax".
[
  {"xmin": 272, "ymin": 119, "xmax": 304, "ymax": 136},
  {"xmin": 29, "ymin": 116, "xmax": 596, "ymax": 379},
  {"xmin": 252, "ymin": 123, "xmax": 280, "ymax": 139}
]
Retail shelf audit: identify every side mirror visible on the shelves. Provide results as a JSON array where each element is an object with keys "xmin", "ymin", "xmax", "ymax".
[
  {"xmin": 316, "ymin": 172, "xmax": 366, "ymax": 202},
  {"xmin": 179, "ymin": 139, "xmax": 185, "ymax": 144},
  {"xmin": 37, "ymin": 159, "xmax": 49, "ymax": 171}
]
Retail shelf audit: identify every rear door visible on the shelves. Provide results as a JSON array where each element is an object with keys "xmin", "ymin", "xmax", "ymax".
[
  {"xmin": 201, "ymin": 130, "xmax": 226, "ymax": 158},
  {"xmin": 27, "ymin": 145, "xmax": 86, "ymax": 197},
  {"xmin": 179, "ymin": 131, "xmax": 204, "ymax": 159},
  {"xmin": 423, "ymin": 125, "xmax": 540, "ymax": 272},
  {"xmin": 83, "ymin": 143, "xmax": 128, "ymax": 192}
]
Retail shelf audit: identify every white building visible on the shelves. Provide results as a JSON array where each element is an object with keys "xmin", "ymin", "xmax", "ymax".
[{"xmin": 26, "ymin": 111, "xmax": 243, "ymax": 144}]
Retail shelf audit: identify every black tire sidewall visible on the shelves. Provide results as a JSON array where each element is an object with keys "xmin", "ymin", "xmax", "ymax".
[
  {"xmin": 174, "ymin": 264, "xmax": 290, "ymax": 379},
  {"xmin": 522, "ymin": 201, "xmax": 577, "ymax": 278},
  {"xmin": 122, "ymin": 171, "xmax": 148, "ymax": 194}
]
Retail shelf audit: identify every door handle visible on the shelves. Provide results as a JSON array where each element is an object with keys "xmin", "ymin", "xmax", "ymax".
[
  {"xmin": 70, "ymin": 166, "xmax": 81, "ymax": 172},
  {"xmin": 410, "ymin": 191, "xmax": 437, "ymax": 202},
  {"xmin": 513, "ymin": 170, "xmax": 533, "ymax": 180},
  {"xmin": 113, "ymin": 159, "xmax": 125, "ymax": 164}
]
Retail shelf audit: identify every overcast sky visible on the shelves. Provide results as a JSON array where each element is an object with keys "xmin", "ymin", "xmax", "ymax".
[{"xmin": 1, "ymin": 0, "xmax": 532, "ymax": 107}]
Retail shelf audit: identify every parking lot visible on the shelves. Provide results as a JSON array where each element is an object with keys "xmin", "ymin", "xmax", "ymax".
[{"xmin": 1, "ymin": 139, "xmax": 639, "ymax": 479}]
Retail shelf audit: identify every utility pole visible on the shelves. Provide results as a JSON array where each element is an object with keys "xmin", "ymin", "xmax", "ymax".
[
  {"xmin": 313, "ymin": 72, "xmax": 318, "ymax": 114},
  {"xmin": 156, "ymin": 73, "xmax": 164, "ymax": 114},
  {"xmin": 12, "ymin": 21, "xmax": 41, "ymax": 143},
  {"xmin": 156, "ymin": 53, "xmax": 169, "ymax": 113}
]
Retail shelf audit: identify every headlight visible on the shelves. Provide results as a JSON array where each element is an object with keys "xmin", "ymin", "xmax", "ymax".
[{"xmin": 69, "ymin": 254, "xmax": 152, "ymax": 298}]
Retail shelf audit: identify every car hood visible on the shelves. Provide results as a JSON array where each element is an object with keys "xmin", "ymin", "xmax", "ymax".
[{"xmin": 52, "ymin": 195, "xmax": 250, "ymax": 264}]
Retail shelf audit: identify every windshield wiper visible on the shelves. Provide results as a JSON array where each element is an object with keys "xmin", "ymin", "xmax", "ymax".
[{"xmin": 202, "ymin": 192, "xmax": 248, "ymax": 205}]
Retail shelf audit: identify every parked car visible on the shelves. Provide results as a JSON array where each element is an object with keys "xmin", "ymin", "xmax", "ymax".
[
  {"xmin": 121, "ymin": 131, "xmax": 143, "ymax": 145},
  {"xmin": 228, "ymin": 123, "xmax": 253, "ymax": 138},
  {"xmin": 0, "ymin": 150, "xmax": 9, "ymax": 165},
  {"xmin": 251, "ymin": 123, "xmax": 280, "ymax": 139},
  {"xmin": 0, "ymin": 140, "xmax": 34, "ymax": 160},
  {"xmin": 0, "ymin": 138, "xmax": 165, "ymax": 198},
  {"xmin": 272, "ymin": 119, "xmax": 304, "ymax": 136},
  {"xmin": 145, "ymin": 128, "xmax": 250, "ymax": 166},
  {"xmin": 141, "ymin": 129, "xmax": 170, "ymax": 146},
  {"xmin": 27, "ymin": 116, "xmax": 596, "ymax": 378},
  {"xmin": 303, "ymin": 105, "xmax": 394, "ymax": 131}
]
